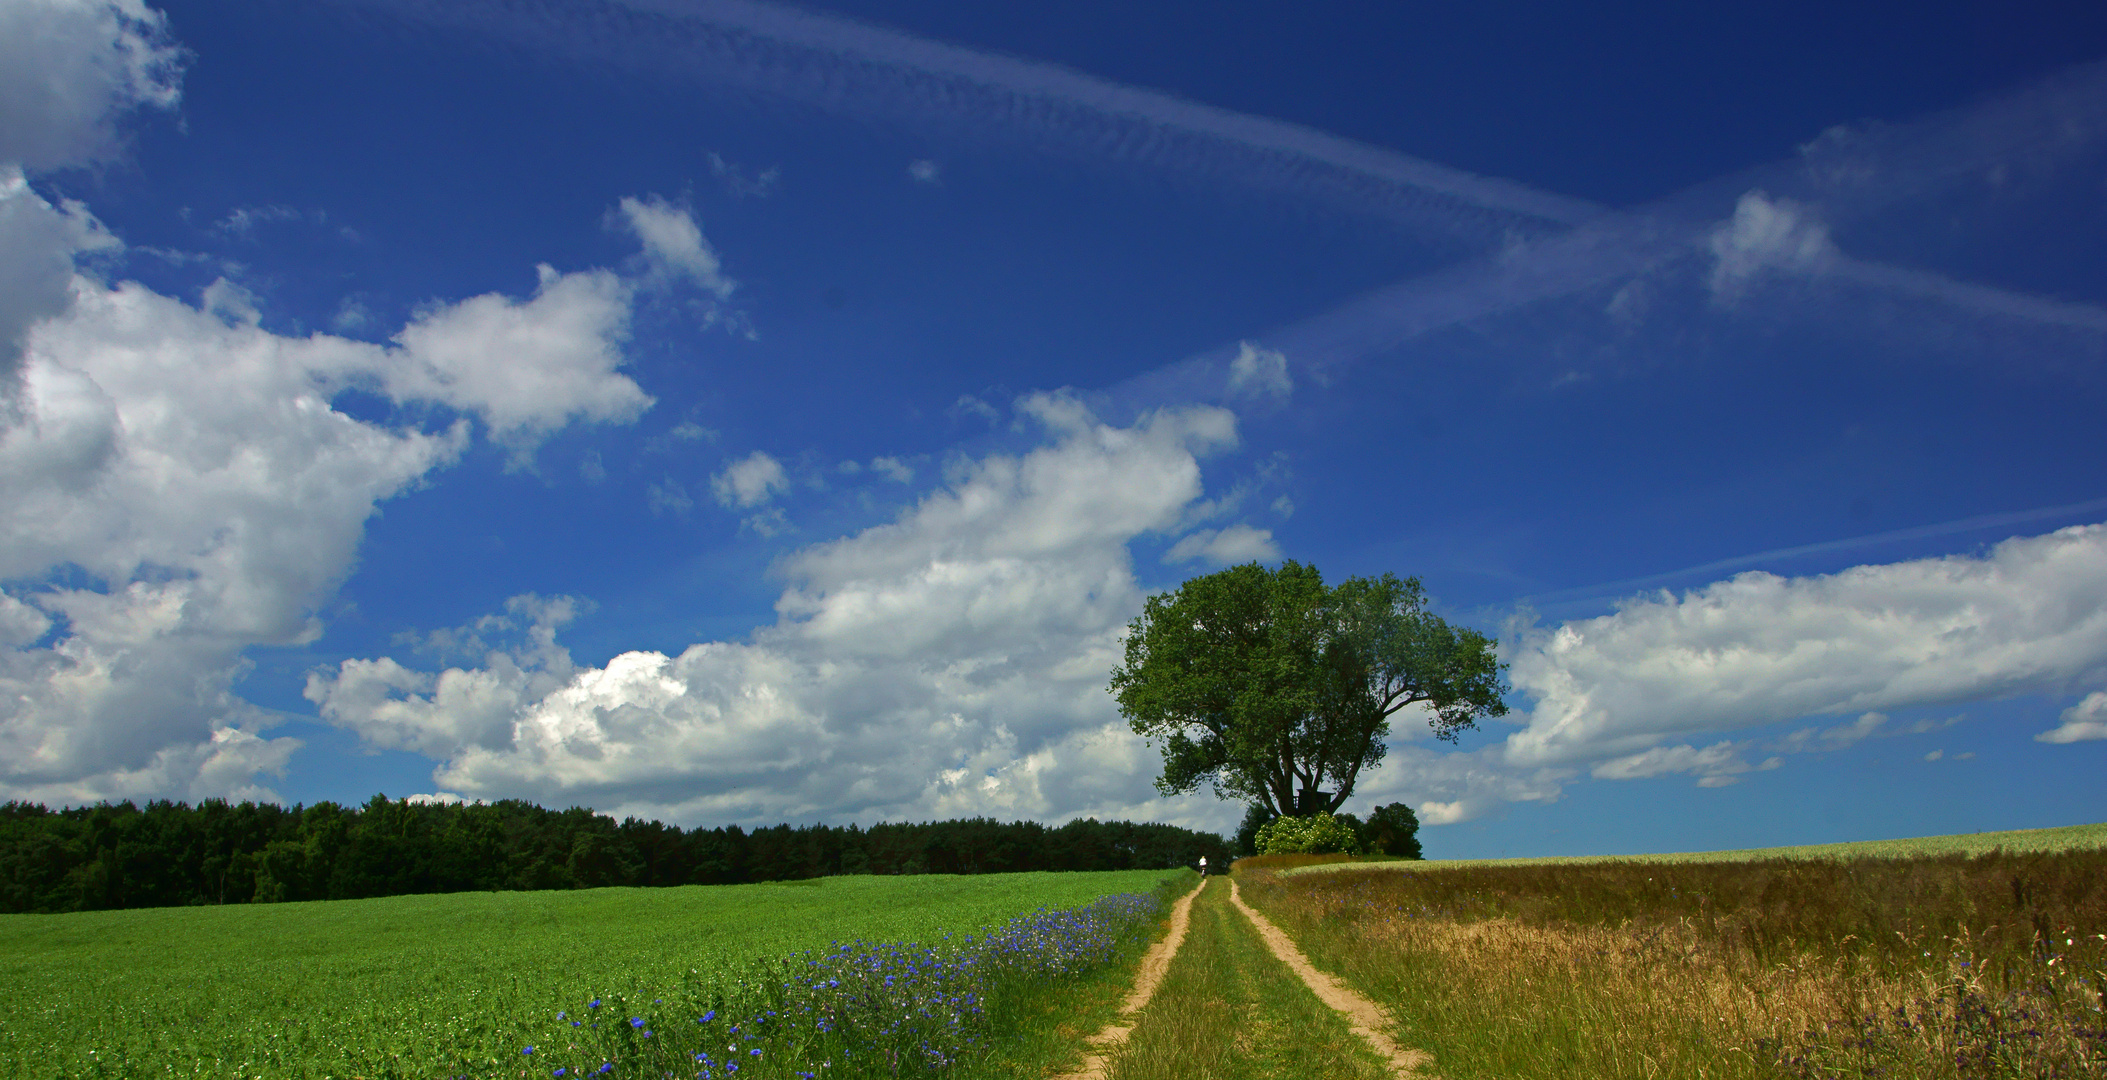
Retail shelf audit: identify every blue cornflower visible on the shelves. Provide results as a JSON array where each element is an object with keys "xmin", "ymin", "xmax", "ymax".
[
  {"xmin": 523, "ymin": 1047, "xmax": 535, "ymax": 1055},
  {"xmin": 596, "ymin": 1064, "xmax": 614, "ymax": 1075},
  {"xmin": 630, "ymin": 1017, "xmax": 646, "ymax": 1029},
  {"xmin": 749, "ymin": 1049, "xmax": 762, "ymax": 1057},
  {"xmin": 588, "ymin": 999, "xmax": 602, "ymax": 1009},
  {"xmin": 553, "ymin": 1070, "xmax": 566, "ymax": 1078},
  {"xmin": 557, "ymin": 1011, "xmax": 567, "ymax": 1021},
  {"xmin": 700, "ymin": 1010, "xmax": 716, "ymax": 1023}
]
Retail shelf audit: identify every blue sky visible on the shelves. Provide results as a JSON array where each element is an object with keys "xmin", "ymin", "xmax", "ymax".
[{"xmin": 3, "ymin": 0, "xmax": 2105, "ymax": 857}]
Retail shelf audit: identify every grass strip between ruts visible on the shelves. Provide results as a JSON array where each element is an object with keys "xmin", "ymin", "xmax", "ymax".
[{"xmin": 1102, "ymin": 877, "xmax": 1393, "ymax": 1080}]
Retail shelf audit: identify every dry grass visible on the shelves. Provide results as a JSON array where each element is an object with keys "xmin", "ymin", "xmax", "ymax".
[
  {"xmin": 1282, "ymin": 822, "xmax": 2107, "ymax": 877},
  {"xmin": 1230, "ymin": 852, "xmax": 1365, "ymax": 872},
  {"xmin": 1238, "ymin": 850, "xmax": 2107, "ymax": 1079},
  {"xmin": 1104, "ymin": 878, "xmax": 1392, "ymax": 1080}
]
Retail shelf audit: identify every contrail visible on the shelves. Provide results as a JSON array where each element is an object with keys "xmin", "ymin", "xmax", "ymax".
[
  {"xmin": 1099, "ymin": 58, "xmax": 2107, "ymax": 410},
  {"xmin": 332, "ymin": 0, "xmax": 2107, "ymax": 400},
  {"xmin": 1519, "ymin": 495, "xmax": 2107, "ymax": 608},
  {"xmin": 333, "ymin": 0, "xmax": 1600, "ymax": 244}
]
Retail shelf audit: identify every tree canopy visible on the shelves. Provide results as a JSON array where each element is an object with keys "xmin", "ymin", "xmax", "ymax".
[{"xmin": 1110, "ymin": 560, "xmax": 1509, "ymax": 817}]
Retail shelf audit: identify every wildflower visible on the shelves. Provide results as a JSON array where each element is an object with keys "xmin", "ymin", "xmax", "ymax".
[
  {"xmin": 588, "ymin": 999, "xmax": 602, "ymax": 1009},
  {"xmin": 596, "ymin": 1064, "xmax": 614, "ymax": 1075},
  {"xmin": 700, "ymin": 1010, "xmax": 716, "ymax": 1023},
  {"xmin": 554, "ymin": 1070, "xmax": 566, "ymax": 1078},
  {"xmin": 524, "ymin": 1047, "xmax": 536, "ymax": 1055},
  {"xmin": 631, "ymin": 1017, "xmax": 646, "ymax": 1029}
]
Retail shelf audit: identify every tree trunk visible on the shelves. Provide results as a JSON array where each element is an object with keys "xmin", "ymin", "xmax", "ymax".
[{"xmin": 1293, "ymin": 788, "xmax": 1332, "ymax": 815}]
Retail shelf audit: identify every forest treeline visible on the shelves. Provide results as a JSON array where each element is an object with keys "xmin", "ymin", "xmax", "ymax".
[{"xmin": 0, "ymin": 796, "xmax": 1232, "ymax": 914}]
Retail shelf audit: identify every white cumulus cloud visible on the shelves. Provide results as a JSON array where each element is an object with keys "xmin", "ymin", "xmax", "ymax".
[
  {"xmin": 712, "ymin": 450, "xmax": 790, "ymax": 508},
  {"xmin": 0, "ymin": 0, "xmax": 184, "ymax": 172},
  {"xmin": 1590, "ymin": 741, "xmax": 1781, "ymax": 788},
  {"xmin": 869, "ymin": 455, "xmax": 913, "ymax": 483},
  {"xmin": 1504, "ymin": 523, "xmax": 2107, "ymax": 771},
  {"xmin": 1707, "ymin": 190, "xmax": 1838, "ymax": 303},
  {"xmin": 1343, "ymin": 743, "xmax": 1571, "ymax": 827},
  {"xmin": 2038, "ymin": 690, "xmax": 2107, "ymax": 743},
  {"xmin": 616, "ymin": 194, "xmax": 737, "ymax": 299},
  {"xmin": 308, "ymin": 396, "xmax": 1246, "ymax": 828},
  {"xmin": 1225, "ymin": 340, "xmax": 1291, "ymax": 400},
  {"xmin": 306, "ymin": 596, "xmax": 583, "ymax": 759},
  {"xmin": 2, "ymin": 255, "xmax": 654, "ymax": 802},
  {"xmin": 0, "ymin": 167, "xmax": 120, "ymax": 374},
  {"xmin": 1162, "ymin": 524, "xmax": 1280, "ymax": 566},
  {"xmin": 381, "ymin": 264, "xmax": 649, "ymax": 451},
  {"xmin": 0, "ymin": 278, "xmax": 468, "ymax": 801}
]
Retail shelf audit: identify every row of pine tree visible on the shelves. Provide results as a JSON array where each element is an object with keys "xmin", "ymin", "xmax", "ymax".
[{"xmin": 0, "ymin": 796, "xmax": 1232, "ymax": 914}]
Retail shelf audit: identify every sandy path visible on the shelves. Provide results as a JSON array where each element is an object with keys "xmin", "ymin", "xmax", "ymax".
[
  {"xmin": 1228, "ymin": 878, "xmax": 1435, "ymax": 1078},
  {"xmin": 1049, "ymin": 878, "xmax": 1205, "ymax": 1080}
]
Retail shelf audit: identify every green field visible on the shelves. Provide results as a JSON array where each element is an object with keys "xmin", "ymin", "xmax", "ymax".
[
  {"xmin": 0, "ymin": 869, "xmax": 1179, "ymax": 1079},
  {"xmin": 1277, "ymin": 820, "xmax": 2107, "ymax": 875}
]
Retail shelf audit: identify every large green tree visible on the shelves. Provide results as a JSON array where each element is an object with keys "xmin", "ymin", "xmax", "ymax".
[{"xmin": 1110, "ymin": 561, "xmax": 1509, "ymax": 817}]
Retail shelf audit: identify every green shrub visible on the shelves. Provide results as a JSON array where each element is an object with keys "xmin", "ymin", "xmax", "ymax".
[
  {"xmin": 1362, "ymin": 803, "xmax": 1423, "ymax": 859},
  {"xmin": 1255, "ymin": 812, "xmax": 1364, "ymax": 856}
]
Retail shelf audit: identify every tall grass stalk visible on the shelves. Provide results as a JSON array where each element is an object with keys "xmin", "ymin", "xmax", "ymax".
[
  {"xmin": 1107, "ymin": 877, "xmax": 1391, "ymax": 1080},
  {"xmin": 1238, "ymin": 851, "xmax": 2107, "ymax": 1079}
]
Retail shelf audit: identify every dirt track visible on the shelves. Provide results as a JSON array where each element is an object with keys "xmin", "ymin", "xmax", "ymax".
[
  {"xmin": 1228, "ymin": 878, "xmax": 1434, "ymax": 1077},
  {"xmin": 1051, "ymin": 878, "xmax": 1204, "ymax": 1080},
  {"xmin": 1055, "ymin": 875, "xmax": 1432, "ymax": 1079}
]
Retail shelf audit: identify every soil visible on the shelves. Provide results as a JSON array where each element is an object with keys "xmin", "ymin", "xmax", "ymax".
[
  {"xmin": 1053, "ymin": 875, "xmax": 1434, "ymax": 1079},
  {"xmin": 1050, "ymin": 878, "xmax": 1204, "ymax": 1080},
  {"xmin": 1227, "ymin": 878, "xmax": 1435, "ymax": 1078}
]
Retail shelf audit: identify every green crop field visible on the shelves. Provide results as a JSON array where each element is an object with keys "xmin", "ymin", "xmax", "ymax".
[
  {"xmin": 1275, "ymin": 820, "xmax": 2107, "ymax": 876},
  {"xmin": 0, "ymin": 869, "xmax": 1182, "ymax": 1079}
]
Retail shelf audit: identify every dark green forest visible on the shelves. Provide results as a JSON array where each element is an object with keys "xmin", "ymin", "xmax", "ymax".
[{"xmin": 0, "ymin": 796, "xmax": 1232, "ymax": 914}]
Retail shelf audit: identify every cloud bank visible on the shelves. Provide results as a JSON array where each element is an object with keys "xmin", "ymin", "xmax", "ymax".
[
  {"xmin": 1502, "ymin": 524, "xmax": 2107, "ymax": 772},
  {"xmin": 1325, "ymin": 526, "xmax": 2107, "ymax": 825},
  {"xmin": 309, "ymin": 396, "xmax": 1260, "ymax": 828},
  {"xmin": 0, "ymin": 0, "xmax": 184, "ymax": 172},
  {"xmin": 0, "ymin": 185, "xmax": 693, "ymax": 802}
]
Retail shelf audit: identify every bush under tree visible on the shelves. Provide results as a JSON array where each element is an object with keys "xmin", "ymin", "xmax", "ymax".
[
  {"xmin": 1362, "ymin": 802, "xmax": 1424, "ymax": 859},
  {"xmin": 1255, "ymin": 811, "xmax": 1365, "ymax": 856}
]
